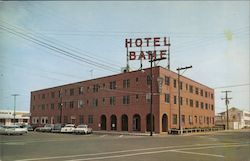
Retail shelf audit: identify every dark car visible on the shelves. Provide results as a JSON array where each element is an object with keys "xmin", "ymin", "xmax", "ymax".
[{"xmin": 51, "ymin": 123, "xmax": 64, "ymax": 133}]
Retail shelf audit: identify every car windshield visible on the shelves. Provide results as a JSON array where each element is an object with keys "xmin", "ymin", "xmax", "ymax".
[
  {"xmin": 65, "ymin": 124, "xmax": 74, "ymax": 127},
  {"xmin": 78, "ymin": 125, "xmax": 87, "ymax": 128}
]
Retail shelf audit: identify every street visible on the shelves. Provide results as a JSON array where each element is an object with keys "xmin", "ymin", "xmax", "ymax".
[{"xmin": 0, "ymin": 130, "xmax": 249, "ymax": 161}]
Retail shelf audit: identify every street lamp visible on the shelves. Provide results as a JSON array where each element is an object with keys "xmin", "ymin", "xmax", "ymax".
[
  {"xmin": 177, "ymin": 66, "xmax": 192, "ymax": 132},
  {"xmin": 11, "ymin": 94, "xmax": 19, "ymax": 125}
]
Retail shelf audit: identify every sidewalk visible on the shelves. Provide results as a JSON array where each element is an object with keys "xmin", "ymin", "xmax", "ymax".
[{"xmin": 93, "ymin": 130, "xmax": 158, "ymax": 136}]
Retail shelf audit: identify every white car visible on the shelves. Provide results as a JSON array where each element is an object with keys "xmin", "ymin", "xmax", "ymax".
[
  {"xmin": 60, "ymin": 124, "xmax": 76, "ymax": 133},
  {"xmin": 73, "ymin": 124, "xmax": 92, "ymax": 135},
  {"xmin": 1, "ymin": 125, "xmax": 27, "ymax": 135}
]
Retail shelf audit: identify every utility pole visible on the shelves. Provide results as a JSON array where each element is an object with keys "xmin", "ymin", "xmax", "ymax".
[
  {"xmin": 177, "ymin": 66, "xmax": 192, "ymax": 132},
  {"xmin": 11, "ymin": 94, "xmax": 19, "ymax": 125},
  {"xmin": 221, "ymin": 91, "xmax": 232, "ymax": 130},
  {"xmin": 149, "ymin": 57, "xmax": 166, "ymax": 136},
  {"xmin": 59, "ymin": 89, "xmax": 63, "ymax": 124}
]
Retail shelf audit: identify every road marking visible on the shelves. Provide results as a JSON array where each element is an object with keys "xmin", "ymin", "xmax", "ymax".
[
  {"xmin": 64, "ymin": 144, "xmax": 248, "ymax": 161},
  {"xmin": 99, "ymin": 135, "xmax": 106, "ymax": 138},
  {"xmin": 170, "ymin": 150, "xmax": 224, "ymax": 158},
  {"xmin": 119, "ymin": 135, "xmax": 123, "ymax": 138},
  {"xmin": 15, "ymin": 143, "xmax": 244, "ymax": 161}
]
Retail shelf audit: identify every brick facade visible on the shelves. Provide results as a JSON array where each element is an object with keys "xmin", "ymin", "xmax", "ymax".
[{"xmin": 30, "ymin": 66, "xmax": 215, "ymax": 133}]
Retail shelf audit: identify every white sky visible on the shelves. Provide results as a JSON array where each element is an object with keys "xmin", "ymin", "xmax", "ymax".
[{"xmin": 0, "ymin": 1, "xmax": 249, "ymax": 113}]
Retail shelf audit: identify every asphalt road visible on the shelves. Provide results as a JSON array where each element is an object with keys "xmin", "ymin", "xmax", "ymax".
[{"xmin": 0, "ymin": 130, "xmax": 249, "ymax": 161}]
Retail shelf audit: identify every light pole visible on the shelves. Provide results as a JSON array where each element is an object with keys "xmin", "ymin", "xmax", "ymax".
[
  {"xmin": 177, "ymin": 66, "xmax": 192, "ymax": 131},
  {"xmin": 11, "ymin": 94, "xmax": 19, "ymax": 125},
  {"xmin": 149, "ymin": 57, "xmax": 166, "ymax": 136}
]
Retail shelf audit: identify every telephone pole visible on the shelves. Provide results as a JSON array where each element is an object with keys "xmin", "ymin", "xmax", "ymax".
[
  {"xmin": 221, "ymin": 91, "xmax": 232, "ymax": 130},
  {"xmin": 149, "ymin": 57, "xmax": 166, "ymax": 136},
  {"xmin": 177, "ymin": 66, "xmax": 192, "ymax": 131},
  {"xmin": 11, "ymin": 94, "xmax": 19, "ymax": 125}
]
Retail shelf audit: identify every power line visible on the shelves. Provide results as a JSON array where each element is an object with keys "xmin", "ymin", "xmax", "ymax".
[
  {"xmin": 0, "ymin": 24, "xmax": 119, "ymax": 73},
  {"xmin": 214, "ymin": 83, "xmax": 250, "ymax": 89}
]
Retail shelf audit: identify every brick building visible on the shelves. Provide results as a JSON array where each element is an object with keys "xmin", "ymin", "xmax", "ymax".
[{"xmin": 30, "ymin": 66, "xmax": 215, "ymax": 133}]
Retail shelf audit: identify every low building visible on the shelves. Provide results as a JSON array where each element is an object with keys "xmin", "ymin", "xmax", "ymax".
[
  {"xmin": 215, "ymin": 107, "xmax": 250, "ymax": 129},
  {"xmin": 0, "ymin": 109, "xmax": 30, "ymax": 125},
  {"xmin": 30, "ymin": 66, "xmax": 215, "ymax": 134}
]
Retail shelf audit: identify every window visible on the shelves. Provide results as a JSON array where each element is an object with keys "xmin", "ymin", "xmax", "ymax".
[
  {"xmin": 205, "ymin": 103, "xmax": 208, "ymax": 109},
  {"xmin": 180, "ymin": 82, "xmax": 183, "ymax": 90},
  {"xmin": 50, "ymin": 104, "xmax": 54, "ymax": 110},
  {"xmin": 165, "ymin": 94, "xmax": 170, "ymax": 103},
  {"xmin": 42, "ymin": 104, "xmax": 45, "ymax": 110},
  {"xmin": 32, "ymin": 105, "xmax": 35, "ymax": 110},
  {"xmin": 174, "ymin": 96, "xmax": 177, "ymax": 104},
  {"xmin": 147, "ymin": 75, "xmax": 151, "ymax": 85},
  {"xmin": 195, "ymin": 116, "xmax": 197, "ymax": 123},
  {"xmin": 70, "ymin": 101, "xmax": 74, "ymax": 108},
  {"xmin": 110, "ymin": 96, "xmax": 116, "ymax": 106},
  {"xmin": 186, "ymin": 84, "xmax": 188, "ymax": 91},
  {"xmin": 200, "ymin": 89, "xmax": 203, "ymax": 96},
  {"xmin": 181, "ymin": 115, "xmax": 185, "ymax": 124},
  {"xmin": 92, "ymin": 98, "xmax": 98, "ymax": 107},
  {"xmin": 205, "ymin": 91, "xmax": 208, "ymax": 97},
  {"xmin": 123, "ymin": 79, "xmax": 130, "ymax": 88},
  {"xmin": 78, "ymin": 100, "xmax": 83, "ymax": 108},
  {"xmin": 51, "ymin": 92, "xmax": 55, "ymax": 98},
  {"xmin": 102, "ymin": 98, "xmax": 106, "ymax": 105},
  {"xmin": 186, "ymin": 98, "xmax": 188, "ymax": 106},
  {"xmin": 110, "ymin": 81, "xmax": 116, "ymax": 90},
  {"xmin": 79, "ymin": 115, "xmax": 84, "ymax": 124},
  {"xmin": 33, "ymin": 95, "xmax": 35, "ymax": 100},
  {"xmin": 70, "ymin": 89, "xmax": 74, "ymax": 96},
  {"xmin": 88, "ymin": 115, "xmax": 93, "ymax": 124},
  {"xmin": 136, "ymin": 77, "xmax": 139, "ymax": 82},
  {"xmin": 199, "ymin": 116, "xmax": 202, "ymax": 124},
  {"xmin": 195, "ymin": 101, "xmax": 199, "ymax": 108},
  {"xmin": 189, "ymin": 99, "xmax": 193, "ymax": 107},
  {"xmin": 211, "ymin": 104, "xmax": 214, "ymax": 111},
  {"xmin": 211, "ymin": 93, "xmax": 214, "ymax": 99},
  {"xmin": 195, "ymin": 88, "xmax": 199, "ymax": 95},
  {"xmin": 201, "ymin": 102, "xmax": 204, "ymax": 109},
  {"xmin": 180, "ymin": 97, "xmax": 183, "ymax": 105},
  {"xmin": 123, "ymin": 96, "xmax": 130, "ymax": 105},
  {"xmin": 79, "ymin": 87, "xmax": 84, "ymax": 95},
  {"xmin": 136, "ymin": 94, "xmax": 139, "ymax": 102},
  {"xmin": 189, "ymin": 115, "xmax": 193, "ymax": 124},
  {"xmin": 93, "ymin": 84, "xmax": 99, "ymax": 93},
  {"xmin": 189, "ymin": 85, "xmax": 193, "ymax": 93},
  {"xmin": 165, "ymin": 76, "xmax": 170, "ymax": 85},
  {"xmin": 42, "ymin": 94, "xmax": 45, "ymax": 99},
  {"xmin": 173, "ymin": 79, "xmax": 177, "ymax": 88},
  {"xmin": 173, "ymin": 114, "xmax": 177, "ymax": 125}
]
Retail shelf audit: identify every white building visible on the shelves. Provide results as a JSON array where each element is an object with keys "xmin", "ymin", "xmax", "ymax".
[
  {"xmin": 215, "ymin": 107, "xmax": 250, "ymax": 130},
  {"xmin": 0, "ymin": 109, "xmax": 30, "ymax": 125}
]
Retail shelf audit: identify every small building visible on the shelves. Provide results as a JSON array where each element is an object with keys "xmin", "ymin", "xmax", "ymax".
[
  {"xmin": 30, "ymin": 66, "xmax": 215, "ymax": 134},
  {"xmin": 0, "ymin": 109, "xmax": 30, "ymax": 125},
  {"xmin": 215, "ymin": 107, "xmax": 250, "ymax": 130}
]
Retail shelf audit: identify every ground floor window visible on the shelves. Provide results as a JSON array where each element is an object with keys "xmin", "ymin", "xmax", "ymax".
[{"xmin": 173, "ymin": 114, "xmax": 177, "ymax": 125}]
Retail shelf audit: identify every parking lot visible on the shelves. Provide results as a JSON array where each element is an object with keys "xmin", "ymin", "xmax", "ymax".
[{"xmin": 0, "ymin": 130, "xmax": 249, "ymax": 161}]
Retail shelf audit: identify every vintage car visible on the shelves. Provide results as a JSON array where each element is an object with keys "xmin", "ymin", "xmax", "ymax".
[
  {"xmin": 0, "ymin": 125, "xmax": 27, "ymax": 135},
  {"xmin": 60, "ymin": 124, "xmax": 75, "ymax": 133},
  {"xmin": 73, "ymin": 124, "xmax": 92, "ymax": 134}
]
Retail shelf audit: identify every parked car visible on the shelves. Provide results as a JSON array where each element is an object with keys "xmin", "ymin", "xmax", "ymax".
[
  {"xmin": 73, "ymin": 124, "xmax": 92, "ymax": 135},
  {"xmin": 60, "ymin": 124, "xmax": 75, "ymax": 133},
  {"xmin": 51, "ymin": 123, "xmax": 64, "ymax": 133},
  {"xmin": 1, "ymin": 125, "xmax": 27, "ymax": 135},
  {"xmin": 26, "ymin": 124, "xmax": 34, "ymax": 131},
  {"xmin": 40, "ymin": 124, "xmax": 54, "ymax": 132}
]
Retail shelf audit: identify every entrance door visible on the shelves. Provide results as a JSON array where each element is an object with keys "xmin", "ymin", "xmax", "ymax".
[
  {"xmin": 133, "ymin": 114, "xmax": 141, "ymax": 131},
  {"xmin": 162, "ymin": 114, "xmax": 168, "ymax": 132}
]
